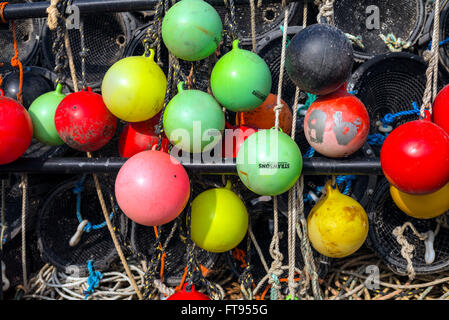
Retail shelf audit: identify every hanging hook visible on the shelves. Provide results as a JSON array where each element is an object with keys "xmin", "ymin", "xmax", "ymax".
[{"xmin": 424, "ymin": 230, "xmax": 436, "ymax": 265}]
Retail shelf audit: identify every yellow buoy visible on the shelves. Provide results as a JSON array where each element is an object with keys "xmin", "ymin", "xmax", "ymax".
[
  {"xmin": 390, "ymin": 183, "xmax": 449, "ymax": 219},
  {"xmin": 307, "ymin": 180, "xmax": 369, "ymax": 258}
]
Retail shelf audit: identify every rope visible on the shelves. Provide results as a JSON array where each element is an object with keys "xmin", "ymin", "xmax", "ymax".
[
  {"xmin": 0, "ymin": 2, "xmax": 8, "ymax": 23},
  {"xmin": 20, "ymin": 174, "xmax": 28, "ymax": 292},
  {"xmin": 392, "ymin": 222, "xmax": 429, "ymax": 281},
  {"xmin": 10, "ymin": 20, "xmax": 23, "ymax": 104},
  {"xmin": 83, "ymin": 260, "xmax": 103, "ymax": 299},
  {"xmin": 421, "ymin": 0, "xmax": 441, "ymax": 117},
  {"xmin": 379, "ymin": 33, "xmax": 411, "ymax": 52},
  {"xmin": 315, "ymin": 0, "xmax": 335, "ymax": 25},
  {"xmin": 249, "ymin": 0, "xmax": 257, "ymax": 52}
]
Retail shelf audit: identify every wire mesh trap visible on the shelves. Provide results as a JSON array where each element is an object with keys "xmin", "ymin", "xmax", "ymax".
[
  {"xmin": 36, "ymin": 174, "xmax": 125, "ymax": 277},
  {"xmin": 347, "ymin": 52, "xmax": 448, "ymax": 151},
  {"xmin": 333, "ymin": 0, "xmax": 425, "ymax": 61},
  {"xmin": 366, "ymin": 178, "xmax": 449, "ymax": 277},
  {"xmin": 40, "ymin": 12, "xmax": 134, "ymax": 90}
]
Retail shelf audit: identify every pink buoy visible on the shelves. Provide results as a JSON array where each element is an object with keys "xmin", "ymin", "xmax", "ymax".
[{"xmin": 115, "ymin": 150, "xmax": 190, "ymax": 226}]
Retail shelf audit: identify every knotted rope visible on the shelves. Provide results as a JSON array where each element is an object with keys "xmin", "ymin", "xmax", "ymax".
[
  {"xmin": 420, "ymin": 0, "xmax": 441, "ymax": 118},
  {"xmin": 315, "ymin": 0, "xmax": 335, "ymax": 25}
]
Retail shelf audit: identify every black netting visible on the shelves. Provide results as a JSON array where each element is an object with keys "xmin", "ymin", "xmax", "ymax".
[
  {"xmin": 36, "ymin": 174, "xmax": 123, "ymax": 276},
  {"xmin": 41, "ymin": 13, "xmax": 133, "ymax": 89},
  {"xmin": 333, "ymin": 0, "xmax": 425, "ymax": 60},
  {"xmin": 366, "ymin": 178, "xmax": 449, "ymax": 276},
  {"xmin": 0, "ymin": 0, "xmax": 41, "ymax": 74},
  {"xmin": 348, "ymin": 53, "xmax": 447, "ymax": 135},
  {"xmin": 215, "ymin": 2, "xmax": 298, "ymax": 46}
]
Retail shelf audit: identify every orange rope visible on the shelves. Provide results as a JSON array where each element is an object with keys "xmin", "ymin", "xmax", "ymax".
[
  {"xmin": 257, "ymin": 274, "xmax": 302, "ymax": 300},
  {"xmin": 232, "ymin": 248, "xmax": 248, "ymax": 268},
  {"xmin": 0, "ymin": 2, "xmax": 8, "ymax": 24},
  {"xmin": 153, "ymin": 226, "xmax": 166, "ymax": 283},
  {"xmin": 175, "ymin": 265, "xmax": 189, "ymax": 292},
  {"xmin": 10, "ymin": 19, "xmax": 23, "ymax": 104}
]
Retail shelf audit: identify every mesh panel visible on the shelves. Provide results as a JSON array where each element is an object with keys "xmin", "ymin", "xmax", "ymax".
[
  {"xmin": 347, "ymin": 53, "xmax": 447, "ymax": 135},
  {"xmin": 37, "ymin": 175, "xmax": 122, "ymax": 276},
  {"xmin": 333, "ymin": 0, "xmax": 424, "ymax": 60},
  {"xmin": 41, "ymin": 13, "xmax": 132, "ymax": 89},
  {"xmin": 439, "ymin": 0, "xmax": 449, "ymax": 74},
  {"xmin": 0, "ymin": 0, "xmax": 41, "ymax": 73},
  {"xmin": 215, "ymin": 2, "xmax": 298, "ymax": 45},
  {"xmin": 367, "ymin": 179, "xmax": 449, "ymax": 275}
]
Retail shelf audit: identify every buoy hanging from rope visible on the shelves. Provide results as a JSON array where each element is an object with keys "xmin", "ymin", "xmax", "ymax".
[
  {"xmin": 162, "ymin": 82, "xmax": 225, "ymax": 153},
  {"xmin": 161, "ymin": 0, "xmax": 222, "ymax": 61},
  {"xmin": 28, "ymin": 83, "xmax": 65, "ymax": 146},
  {"xmin": 54, "ymin": 87, "xmax": 117, "ymax": 152},
  {"xmin": 285, "ymin": 23, "xmax": 353, "ymax": 96},
  {"xmin": 167, "ymin": 283, "xmax": 210, "ymax": 300},
  {"xmin": 303, "ymin": 86, "xmax": 370, "ymax": 158},
  {"xmin": 101, "ymin": 49, "xmax": 167, "ymax": 122},
  {"xmin": 190, "ymin": 181, "xmax": 248, "ymax": 253},
  {"xmin": 115, "ymin": 150, "xmax": 190, "ymax": 227},
  {"xmin": 211, "ymin": 39, "xmax": 272, "ymax": 112},
  {"xmin": 0, "ymin": 90, "xmax": 33, "ymax": 165},
  {"xmin": 307, "ymin": 180, "xmax": 369, "ymax": 258}
]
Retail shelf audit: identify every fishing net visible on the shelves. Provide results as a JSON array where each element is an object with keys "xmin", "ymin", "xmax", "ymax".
[
  {"xmin": 41, "ymin": 12, "xmax": 134, "ymax": 90},
  {"xmin": 366, "ymin": 178, "xmax": 449, "ymax": 276},
  {"xmin": 333, "ymin": 0, "xmax": 425, "ymax": 60},
  {"xmin": 36, "ymin": 174, "xmax": 125, "ymax": 277}
]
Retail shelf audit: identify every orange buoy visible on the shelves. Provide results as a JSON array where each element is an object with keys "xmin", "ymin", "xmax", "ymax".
[{"xmin": 235, "ymin": 93, "xmax": 292, "ymax": 135}]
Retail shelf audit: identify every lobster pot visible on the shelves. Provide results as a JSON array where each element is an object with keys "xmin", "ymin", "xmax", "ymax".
[
  {"xmin": 130, "ymin": 220, "xmax": 220, "ymax": 287},
  {"xmin": 41, "ymin": 13, "xmax": 135, "ymax": 90},
  {"xmin": 0, "ymin": 0, "xmax": 41, "ymax": 75},
  {"xmin": 366, "ymin": 178, "xmax": 449, "ymax": 276},
  {"xmin": 333, "ymin": 0, "xmax": 425, "ymax": 61},
  {"xmin": 347, "ymin": 52, "xmax": 447, "ymax": 136},
  {"xmin": 37, "ymin": 175, "xmax": 124, "ymax": 277},
  {"xmin": 215, "ymin": 2, "xmax": 299, "ymax": 47}
]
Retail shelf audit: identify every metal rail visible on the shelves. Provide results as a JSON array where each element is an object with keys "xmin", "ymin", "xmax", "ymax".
[
  {"xmin": 0, "ymin": 157, "xmax": 383, "ymax": 175},
  {"xmin": 2, "ymin": 0, "xmax": 303, "ymax": 20}
]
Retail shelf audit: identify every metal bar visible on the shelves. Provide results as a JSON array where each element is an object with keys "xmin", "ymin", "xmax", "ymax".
[
  {"xmin": 2, "ymin": 0, "xmax": 297, "ymax": 20},
  {"xmin": 0, "ymin": 157, "xmax": 383, "ymax": 175}
]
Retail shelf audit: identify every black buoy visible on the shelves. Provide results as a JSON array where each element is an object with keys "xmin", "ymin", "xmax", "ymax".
[
  {"xmin": 285, "ymin": 23, "xmax": 354, "ymax": 96},
  {"xmin": 2, "ymin": 69, "xmax": 53, "ymax": 109}
]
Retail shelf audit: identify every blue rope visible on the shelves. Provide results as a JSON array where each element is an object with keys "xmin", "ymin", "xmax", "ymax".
[
  {"xmin": 380, "ymin": 101, "xmax": 419, "ymax": 126},
  {"xmin": 83, "ymin": 260, "xmax": 103, "ymax": 299},
  {"xmin": 367, "ymin": 133, "xmax": 387, "ymax": 146},
  {"xmin": 336, "ymin": 175, "xmax": 357, "ymax": 195},
  {"xmin": 304, "ymin": 146, "xmax": 315, "ymax": 158},
  {"xmin": 427, "ymin": 37, "xmax": 449, "ymax": 51},
  {"xmin": 74, "ymin": 175, "xmax": 114, "ymax": 233}
]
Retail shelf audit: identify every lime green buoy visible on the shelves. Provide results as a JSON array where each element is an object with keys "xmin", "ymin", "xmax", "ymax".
[
  {"xmin": 211, "ymin": 39, "xmax": 272, "ymax": 112},
  {"xmin": 28, "ymin": 83, "xmax": 65, "ymax": 146},
  {"xmin": 236, "ymin": 129, "xmax": 303, "ymax": 196},
  {"xmin": 161, "ymin": 0, "xmax": 223, "ymax": 61},
  {"xmin": 163, "ymin": 82, "xmax": 225, "ymax": 153}
]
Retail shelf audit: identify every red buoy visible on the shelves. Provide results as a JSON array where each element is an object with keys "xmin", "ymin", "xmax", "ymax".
[
  {"xmin": 303, "ymin": 87, "xmax": 369, "ymax": 158},
  {"xmin": 166, "ymin": 283, "xmax": 210, "ymax": 300},
  {"xmin": 55, "ymin": 87, "xmax": 117, "ymax": 152},
  {"xmin": 0, "ymin": 90, "xmax": 33, "ymax": 164},
  {"xmin": 118, "ymin": 113, "xmax": 169, "ymax": 158},
  {"xmin": 381, "ymin": 112, "xmax": 449, "ymax": 194},
  {"xmin": 433, "ymin": 84, "xmax": 449, "ymax": 135},
  {"xmin": 221, "ymin": 122, "xmax": 257, "ymax": 158},
  {"xmin": 115, "ymin": 150, "xmax": 190, "ymax": 226}
]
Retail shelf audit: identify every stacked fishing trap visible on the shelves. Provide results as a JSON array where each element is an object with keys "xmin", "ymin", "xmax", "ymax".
[{"xmin": 1, "ymin": 0, "xmax": 449, "ymax": 302}]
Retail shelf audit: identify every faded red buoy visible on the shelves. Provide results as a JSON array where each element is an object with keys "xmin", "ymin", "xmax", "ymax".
[
  {"xmin": 166, "ymin": 283, "xmax": 210, "ymax": 300},
  {"xmin": 0, "ymin": 90, "xmax": 33, "ymax": 164},
  {"xmin": 115, "ymin": 150, "xmax": 190, "ymax": 226},
  {"xmin": 54, "ymin": 87, "xmax": 117, "ymax": 152},
  {"xmin": 381, "ymin": 111, "xmax": 449, "ymax": 194},
  {"xmin": 303, "ymin": 87, "xmax": 369, "ymax": 158},
  {"xmin": 222, "ymin": 122, "xmax": 258, "ymax": 159},
  {"xmin": 118, "ymin": 113, "xmax": 169, "ymax": 158}
]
